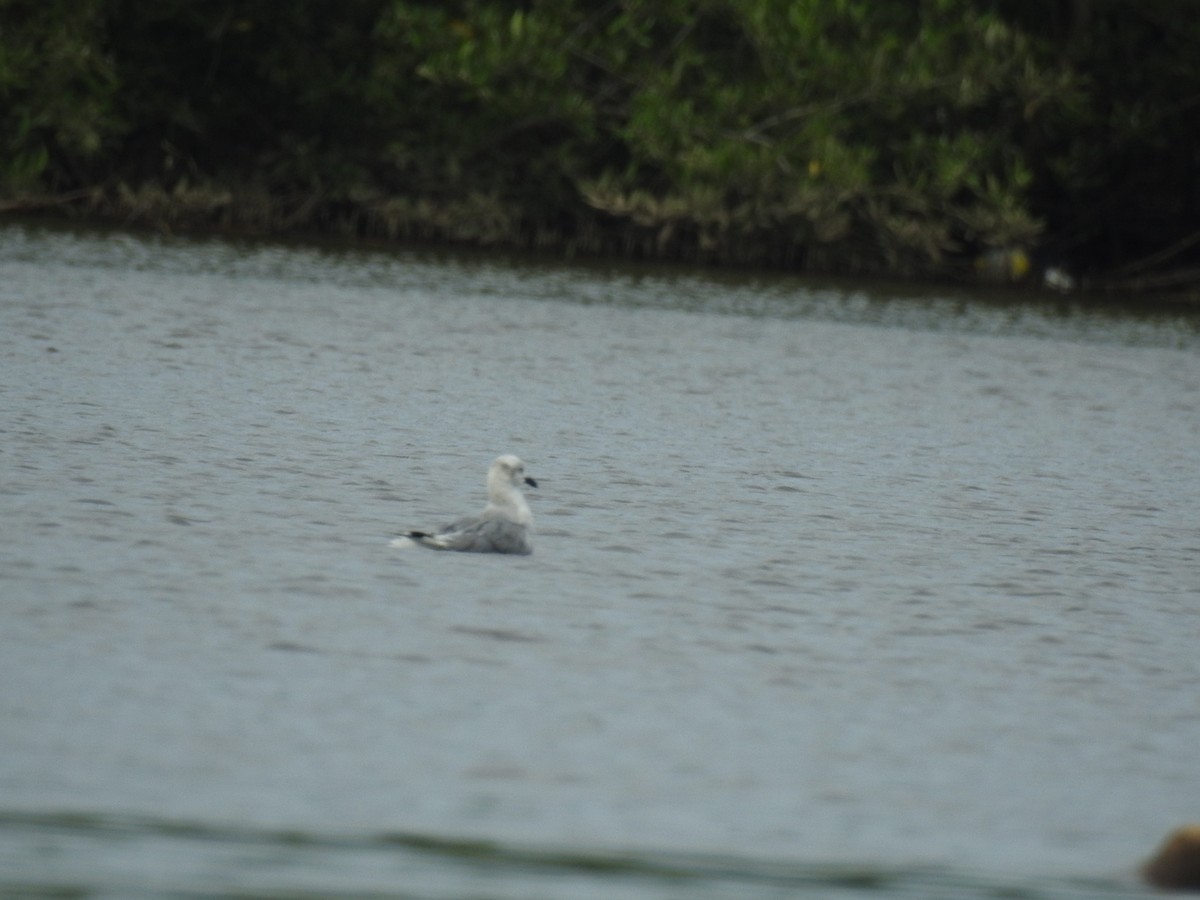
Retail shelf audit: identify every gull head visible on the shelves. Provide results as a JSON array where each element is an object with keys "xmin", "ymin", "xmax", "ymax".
[
  {"xmin": 486, "ymin": 455, "xmax": 536, "ymax": 526},
  {"xmin": 490, "ymin": 454, "xmax": 537, "ymax": 491}
]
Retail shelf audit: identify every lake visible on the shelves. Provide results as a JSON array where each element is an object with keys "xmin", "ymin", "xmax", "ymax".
[{"xmin": 2, "ymin": 221, "xmax": 1198, "ymax": 898}]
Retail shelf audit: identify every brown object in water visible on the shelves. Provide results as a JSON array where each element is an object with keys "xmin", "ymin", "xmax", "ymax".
[{"xmin": 1144, "ymin": 825, "xmax": 1200, "ymax": 891}]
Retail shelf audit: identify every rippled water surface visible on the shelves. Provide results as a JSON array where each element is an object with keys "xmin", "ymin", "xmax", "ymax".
[{"xmin": 2, "ymin": 222, "xmax": 1198, "ymax": 898}]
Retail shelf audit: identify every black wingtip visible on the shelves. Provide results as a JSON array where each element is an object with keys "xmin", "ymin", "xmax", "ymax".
[
  {"xmin": 524, "ymin": 477, "xmax": 538, "ymax": 489},
  {"xmin": 407, "ymin": 531, "xmax": 430, "ymax": 539}
]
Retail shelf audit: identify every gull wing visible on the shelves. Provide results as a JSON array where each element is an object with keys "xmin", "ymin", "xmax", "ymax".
[{"xmin": 411, "ymin": 515, "xmax": 532, "ymax": 555}]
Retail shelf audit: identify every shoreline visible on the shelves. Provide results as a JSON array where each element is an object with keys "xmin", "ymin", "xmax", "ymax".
[{"xmin": 4, "ymin": 186, "xmax": 1198, "ymax": 308}]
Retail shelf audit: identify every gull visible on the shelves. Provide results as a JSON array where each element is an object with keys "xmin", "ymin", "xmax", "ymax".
[{"xmin": 390, "ymin": 455, "xmax": 537, "ymax": 554}]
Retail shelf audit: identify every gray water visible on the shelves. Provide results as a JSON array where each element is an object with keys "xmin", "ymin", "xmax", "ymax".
[{"xmin": 2, "ymin": 222, "xmax": 1198, "ymax": 899}]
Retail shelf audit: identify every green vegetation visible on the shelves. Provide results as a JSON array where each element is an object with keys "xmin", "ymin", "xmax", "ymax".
[{"xmin": 2, "ymin": 0, "xmax": 1197, "ymax": 290}]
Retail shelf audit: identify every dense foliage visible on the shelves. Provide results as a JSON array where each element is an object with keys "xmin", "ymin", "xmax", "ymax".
[{"xmin": 2, "ymin": 0, "xmax": 1197, "ymax": 287}]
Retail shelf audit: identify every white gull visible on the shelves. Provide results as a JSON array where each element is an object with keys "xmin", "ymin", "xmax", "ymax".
[{"xmin": 390, "ymin": 454, "xmax": 537, "ymax": 555}]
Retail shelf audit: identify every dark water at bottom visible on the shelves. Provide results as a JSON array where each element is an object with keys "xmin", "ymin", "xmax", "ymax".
[{"xmin": 0, "ymin": 811, "xmax": 1148, "ymax": 899}]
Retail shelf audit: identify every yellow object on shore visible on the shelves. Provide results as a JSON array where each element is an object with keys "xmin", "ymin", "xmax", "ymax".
[{"xmin": 974, "ymin": 248, "xmax": 1031, "ymax": 282}]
